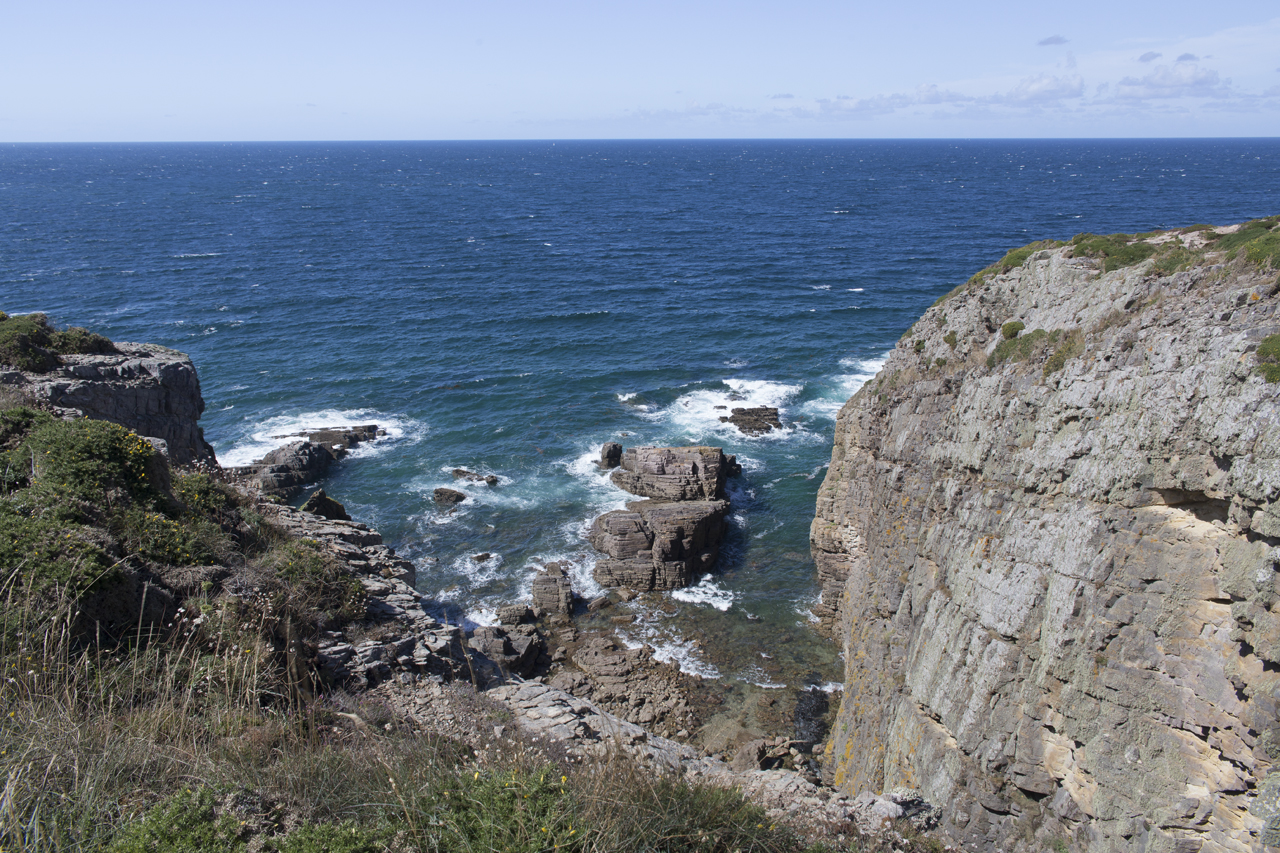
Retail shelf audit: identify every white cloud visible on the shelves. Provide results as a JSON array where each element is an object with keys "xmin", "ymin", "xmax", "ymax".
[
  {"xmin": 993, "ymin": 73, "xmax": 1084, "ymax": 105},
  {"xmin": 1139, "ymin": 51, "xmax": 1162, "ymax": 62},
  {"xmin": 1115, "ymin": 63, "xmax": 1229, "ymax": 99}
]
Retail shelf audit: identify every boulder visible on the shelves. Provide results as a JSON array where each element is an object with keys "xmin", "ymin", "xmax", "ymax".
[
  {"xmin": 299, "ymin": 488, "xmax": 351, "ymax": 521},
  {"xmin": 590, "ymin": 499, "xmax": 729, "ymax": 590},
  {"xmin": 530, "ymin": 562, "xmax": 575, "ymax": 616},
  {"xmin": 228, "ymin": 425, "xmax": 383, "ymax": 497},
  {"xmin": 433, "ymin": 487, "xmax": 466, "ymax": 505},
  {"xmin": 609, "ymin": 446, "xmax": 738, "ymax": 501},
  {"xmin": 598, "ymin": 441, "xmax": 623, "ymax": 469},
  {"xmin": 719, "ymin": 406, "xmax": 782, "ymax": 435}
]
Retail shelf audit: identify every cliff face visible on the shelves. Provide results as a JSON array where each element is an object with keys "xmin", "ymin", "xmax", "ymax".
[
  {"xmin": 811, "ymin": 226, "xmax": 1280, "ymax": 852},
  {"xmin": 2, "ymin": 341, "xmax": 215, "ymax": 466}
]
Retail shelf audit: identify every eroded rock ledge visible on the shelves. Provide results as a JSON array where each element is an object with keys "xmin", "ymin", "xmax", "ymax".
[{"xmin": 811, "ymin": 226, "xmax": 1280, "ymax": 852}]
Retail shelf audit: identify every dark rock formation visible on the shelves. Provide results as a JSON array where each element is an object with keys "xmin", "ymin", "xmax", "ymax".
[
  {"xmin": 719, "ymin": 406, "xmax": 782, "ymax": 435},
  {"xmin": 1, "ymin": 341, "xmax": 215, "ymax": 466},
  {"xmin": 599, "ymin": 441, "xmax": 623, "ymax": 469},
  {"xmin": 299, "ymin": 489, "xmax": 351, "ymax": 521},
  {"xmin": 590, "ymin": 499, "xmax": 730, "ymax": 590},
  {"xmin": 433, "ymin": 487, "xmax": 466, "ymax": 505},
  {"xmin": 452, "ymin": 468, "xmax": 498, "ymax": 486},
  {"xmin": 812, "ymin": 228, "xmax": 1280, "ymax": 852}
]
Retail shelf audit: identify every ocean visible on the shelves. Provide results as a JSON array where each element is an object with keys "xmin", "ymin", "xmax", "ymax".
[{"xmin": 3, "ymin": 138, "xmax": 1278, "ymax": 693}]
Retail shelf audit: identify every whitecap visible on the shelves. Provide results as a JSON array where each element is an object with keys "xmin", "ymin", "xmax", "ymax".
[
  {"xmin": 617, "ymin": 391, "xmax": 637, "ymax": 402},
  {"xmin": 215, "ymin": 408, "xmax": 425, "ymax": 467},
  {"xmin": 847, "ymin": 287, "xmax": 864, "ymax": 292},
  {"xmin": 671, "ymin": 575, "xmax": 737, "ymax": 611}
]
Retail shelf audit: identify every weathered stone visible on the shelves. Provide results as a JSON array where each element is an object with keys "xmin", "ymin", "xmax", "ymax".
[
  {"xmin": 599, "ymin": 441, "xmax": 623, "ymax": 469},
  {"xmin": 530, "ymin": 563, "xmax": 575, "ymax": 616},
  {"xmin": 1, "ymin": 341, "xmax": 216, "ymax": 466},
  {"xmin": 452, "ymin": 468, "xmax": 498, "ymax": 486},
  {"xmin": 433, "ymin": 487, "xmax": 466, "ymax": 505},
  {"xmin": 299, "ymin": 489, "xmax": 351, "ymax": 521},
  {"xmin": 591, "ymin": 499, "xmax": 729, "ymax": 590},
  {"xmin": 610, "ymin": 446, "xmax": 738, "ymax": 501},
  {"xmin": 719, "ymin": 406, "xmax": 782, "ymax": 435},
  {"xmin": 812, "ymin": 234, "xmax": 1280, "ymax": 853}
]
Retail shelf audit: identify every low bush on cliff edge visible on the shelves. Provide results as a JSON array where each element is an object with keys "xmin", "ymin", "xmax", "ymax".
[{"xmin": 0, "ymin": 311, "xmax": 117, "ymax": 373}]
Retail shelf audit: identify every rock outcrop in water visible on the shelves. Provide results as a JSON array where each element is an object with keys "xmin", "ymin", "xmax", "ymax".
[
  {"xmin": 811, "ymin": 222, "xmax": 1280, "ymax": 852},
  {"xmin": 228, "ymin": 425, "xmax": 382, "ymax": 498},
  {"xmin": 590, "ymin": 445, "xmax": 739, "ymax": 590},
  {"xmin": 1, "ymin": 340, "xmax": 216, "ymax": 466},
  {"xmin": 720, "ymin": 406, "xmax": 783, "ymax": 435}
]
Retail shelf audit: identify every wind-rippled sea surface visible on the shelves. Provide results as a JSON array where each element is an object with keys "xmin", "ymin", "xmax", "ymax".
[{"xmin": 3, "ymin": 139, "xmax": 1278, "ymax": 691}]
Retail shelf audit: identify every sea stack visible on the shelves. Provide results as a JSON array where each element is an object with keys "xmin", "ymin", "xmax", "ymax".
[{"xmin": 589, "ymin": 445, "xmax": 740, "ymax": 590}]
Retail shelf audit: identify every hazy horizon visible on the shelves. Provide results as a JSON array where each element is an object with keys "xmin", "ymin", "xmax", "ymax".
[{"xmin": 4, "ymin": 1, "xmax": 1278, "ymax": 143}]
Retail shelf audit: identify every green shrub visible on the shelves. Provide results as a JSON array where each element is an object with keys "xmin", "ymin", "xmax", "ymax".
[
  {"xmin": 112, "ymin": 505, "xmax": 228, "ymax": 566},
  {"xmin": 266, "ymin": 822, "xmax": 393, "ymax": 853},
  {"xmin": 1044, "ymin": 329, "xmax": 1085, "ymax": 376},
  {"xmin": 0, "ymin": 312, "xmax": 118, "ymax": 373},
  {"xmin": 913, "ymin": 339, "xmax": 926, "ymax": 353},
  {"xmin": 16, "ymin": 418, "xmax": 158, "ymax": 510},
  {"xmin": 943, "ymin": 331, "xmax": 957, "ymax": 349},
  {"xmin": 260, "ymin": 540, "xmax": 365, "ymax": 628},
  {"xmin": 987, "ymin": 328, "xmax": 1050, "ymax": 369},
  {"xmin": 0, "ymin": 313, "xmax": 59, "ymax": 372},
  {"xmin": 106, "ymin": 788, "xmax": 248, "ymax": 853},
  {"xmin": 1150, "ymin": 245, "xmax": 1197, "ymax": 276},
  {"xmin": 1070, "ymin": 233, "xmax": 1158, "ymax": 272},
  {"xmin": 1001, "ymin": 321, "xmax": 1025, "ymax": 340},
  {"xmin": 0, "ymin": 498, "xmax": 117, "ymax": 593},
  {"xmin": 1245, "ymin": 231, "xmax": 1280, "ymax": 270},
  {"xmin": 1257, "ymin": 334, "xmax": 1280, "ymax": 383},
  {"xmin": 1210, "ymin": 216, "xmax": 1280, "ymax": 255}
]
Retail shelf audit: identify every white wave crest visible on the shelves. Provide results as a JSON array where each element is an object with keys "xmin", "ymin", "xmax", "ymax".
[
  {"xmin": 215, "ymin": 408, "xmax": 425, "ymax": 468},
  {"xmin": 671, "ymin": 575, "xmax": 737, "ymax": 611}
]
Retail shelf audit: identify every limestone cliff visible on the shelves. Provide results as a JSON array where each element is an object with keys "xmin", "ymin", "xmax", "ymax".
[
  {"xmin": 811, "ymin": 222, "xmax": 1280, "ymax": 852},
  {"xmin": 2, "ymin": 340, "xmax": 215, "ymax": 466}
]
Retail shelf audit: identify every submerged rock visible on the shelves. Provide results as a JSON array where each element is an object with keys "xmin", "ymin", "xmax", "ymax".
[
  {"xmin": 719, "ymin": 406, "xmax": 782, "ymax": 435},
  {"xmin": 452, "ymin": 468, "xmax": 498, "ymax": 486}
]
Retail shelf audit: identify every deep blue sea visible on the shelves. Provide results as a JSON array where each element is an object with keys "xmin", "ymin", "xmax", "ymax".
[{"xmin": 3, "ymin": 139, "xmax": 1278, "ymax": 691}]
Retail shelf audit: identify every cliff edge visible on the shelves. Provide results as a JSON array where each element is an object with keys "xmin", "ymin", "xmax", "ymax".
[{"xmin": 811, "ymin": 220, "xmax": 1280, "ymax": 852}]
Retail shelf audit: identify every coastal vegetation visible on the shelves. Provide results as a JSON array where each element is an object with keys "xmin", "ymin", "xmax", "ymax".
[
  {"xmin": 0, "ymin": 311, "xmax": 116, "ymax": 373},
  {"xmin": 1, "ymin": 326, "xmax": 921, "ymax": 852}
]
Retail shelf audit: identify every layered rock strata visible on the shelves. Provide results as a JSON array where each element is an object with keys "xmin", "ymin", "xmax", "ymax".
[
  {"xmin": 1, "ymin": 341, "xmax": 215, "ymax": 466},
  {"xmin": 811, "ymin": 228, "xmax": 1280, "ymax": 852},
  {"xmin": 589, "ymin": 445, "xmax": 739, "ymax": 590}
]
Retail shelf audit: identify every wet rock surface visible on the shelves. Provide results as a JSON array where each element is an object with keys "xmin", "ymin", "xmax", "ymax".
[
  {"xmin": 227, "ymin": 425, "xmax": 383, "ymax": 498},
  {"xmin": 719, "ymin": 405, "xmax": 782, "ymax": 435}
]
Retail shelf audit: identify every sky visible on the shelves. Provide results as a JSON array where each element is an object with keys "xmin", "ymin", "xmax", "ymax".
[{"xmin": 3, "ymin": 0, "xmax": 1279, "ymax": 141}]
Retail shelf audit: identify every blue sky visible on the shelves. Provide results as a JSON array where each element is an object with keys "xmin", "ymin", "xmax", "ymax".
[{"xmin": 4, "ymin": 0, "xmax": 1278, "ymax": 141}]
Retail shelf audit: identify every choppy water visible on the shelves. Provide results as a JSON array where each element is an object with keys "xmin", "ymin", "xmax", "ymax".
[{"xmin": 3, "ymin": 138, "xmax": 1278, "ymax": 691}]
